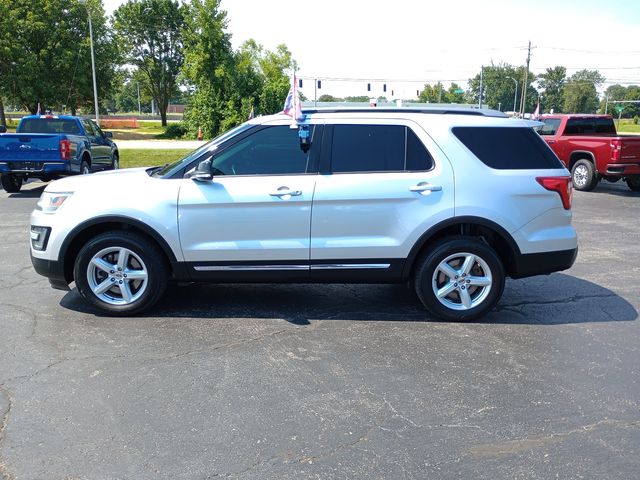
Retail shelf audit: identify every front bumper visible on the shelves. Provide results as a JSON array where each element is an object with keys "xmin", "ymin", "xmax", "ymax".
[{"xmin": 30, "ymin": 252, "xmax": 70, "ymax": 291}]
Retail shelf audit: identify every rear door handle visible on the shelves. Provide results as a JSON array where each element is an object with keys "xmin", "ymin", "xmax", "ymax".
[
  {"xmin": 409, "ymin": 182, "xmax": 442, "ymax": 193},
  {"xmin": 269, "ymin": 187, "xmax": 302, "ymax": 197}
]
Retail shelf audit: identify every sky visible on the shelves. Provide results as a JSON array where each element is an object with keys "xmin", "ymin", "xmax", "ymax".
[{"xmin": 103, "ymin": 0, "xmax": 640, "ymax": 100}]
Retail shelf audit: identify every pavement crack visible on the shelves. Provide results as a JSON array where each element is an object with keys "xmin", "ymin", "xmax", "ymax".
[
  {"xmin": 469, "ymin": 418, "xmax": 640, "ymax": 456},
  {"xmin": 496, "ymin": 293, "xmax": 617, "ymax": 311},
  {"xmin": 150, "ymin": 329, "xmax": 290, "ymax": 362},
  {"xmin": 0, "ymin": 386, "xmax": 16, "ymax": 480}
]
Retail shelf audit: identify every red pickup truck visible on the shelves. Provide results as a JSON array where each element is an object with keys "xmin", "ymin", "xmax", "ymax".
[{"xmin": 537, "ymin": 114, "xmax": 640, "ymax": 192}]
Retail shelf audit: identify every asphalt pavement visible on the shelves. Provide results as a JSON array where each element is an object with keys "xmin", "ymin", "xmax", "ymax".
[{"xmin": 0, "ymin": 179, "xmax": 638, "ymax": 479}]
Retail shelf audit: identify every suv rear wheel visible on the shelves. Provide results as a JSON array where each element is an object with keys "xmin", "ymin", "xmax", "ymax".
[
  {"xmin": 74, "ymin": 231, "xmax": 168, "ymax": 315},
  {"xmin": 414, "ymin": 236, "xmax": 505, "ymax": 321}
]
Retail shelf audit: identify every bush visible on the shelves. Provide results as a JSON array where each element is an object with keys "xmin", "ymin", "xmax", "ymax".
[
  {"xmin": 158, "ymin": 122, "xmax": 187, "ymax": 139},
  {"xmin": 633, "ymin": 116, "xmax": 639, "ymax": 125}
]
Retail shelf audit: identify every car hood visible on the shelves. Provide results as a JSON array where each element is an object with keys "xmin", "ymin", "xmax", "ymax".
[{"xmin": 44, "ymin": 168, "xmax": 151, "ymax": 192}]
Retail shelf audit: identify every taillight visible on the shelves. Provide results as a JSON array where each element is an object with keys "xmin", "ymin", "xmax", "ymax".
[
  {"xmin": 536, "ymin": 176, "xmax": 572, "ymax": 210},
  {"xmin": 59, "ymin": 139, "xmax": 71, "ymax": 160},
  {"xmin": 611, "ymin": 139, "xmax": 622, "ymax": 161}
]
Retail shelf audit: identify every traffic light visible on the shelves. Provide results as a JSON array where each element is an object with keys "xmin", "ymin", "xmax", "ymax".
[
  {"xmin": 298, "ymin": 79, "xmax": 303, "ymax": 88},
  {"xmin": 367, "ymin": 83, "xmax": 371, "ymax": 91},
  {"xmin": 317, "ymin": 80, "xmax": 321, "ymax": 89},
  {"xmin": 383, "ymin": 84, "xmax": 387, "ymax": 92}
]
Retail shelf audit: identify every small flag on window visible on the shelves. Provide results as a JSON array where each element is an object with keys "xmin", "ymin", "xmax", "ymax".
[
  {"xmin": 36, "ymin": 102, "xmax": 41, "ymax": 115},
  {"xmin": 283, "ymin": 73, "xmax": 303, "ymax": 123},
  {"xmin": 248, "ymin": 106, "xmax": 255, "ymax": 120},
  {"xmin": 533, "ymin": 101, "xmax": 540, "ymax": 119}
]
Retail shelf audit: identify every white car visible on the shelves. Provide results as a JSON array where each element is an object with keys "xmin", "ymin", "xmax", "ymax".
[{"xmin": 30, "ymin": 107, "xmax": 577, "ymax": 321}]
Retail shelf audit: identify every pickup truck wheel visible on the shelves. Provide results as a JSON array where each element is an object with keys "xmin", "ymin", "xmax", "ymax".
[
  {"xmin": 626, "ymin": 175, "xmax": 640, "ymax": 192},
  {"xmin": 571, "ymin": 159, "xmax": 598, "ymax": 191},
  {"xmin": 414, "ymin": 236, "xmax": 505, "ymax": 321},
  {"xmin": 111, "ymin": 153, "xmax": 119, "ymax": 170},
  {"xmin": 1, "ymin": 173, "xmax": 23, "ymax": 193},
  {"xmin": 74, "ymin": 231, "xmax": 168, "ymax": 315},
  {"xmin": 80, "ymin": 160, "xmax": 91, "ymax": 175}
]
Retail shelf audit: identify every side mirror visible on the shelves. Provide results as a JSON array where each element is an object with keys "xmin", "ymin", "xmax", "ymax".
[
  {"xmin": 104, "ymin": 131, "xmax": 113, "ymax": 138},
  {"xmin": 298, "ymin": 126, "xmax": 310, "ymax": 153},
  {"xmin": 186, "ymin": 159, "xmax": 213, "ymax": 182},
  {"xmin": 0, "ymin": 125, "xmax": 6, "ymax": 134}
]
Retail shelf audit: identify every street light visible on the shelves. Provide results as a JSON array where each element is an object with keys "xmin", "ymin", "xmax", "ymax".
[
  {"xmin": 79, "ymin": 0, "xmax": 100, "ymax": 126},
  {"xmin": 507, "ymin": 77, "xmax": 518, "ymax": 116}
]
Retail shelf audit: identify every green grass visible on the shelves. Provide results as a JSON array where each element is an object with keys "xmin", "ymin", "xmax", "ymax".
[
  {"xmin": 617, "ymin": 123, "xmax": 640, "ymax": 133},
  {"xmin": 119, "ymin": 149, "xmax": 192, "ymax": 169}
]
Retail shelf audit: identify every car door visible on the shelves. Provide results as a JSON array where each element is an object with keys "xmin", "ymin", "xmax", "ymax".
[
  {"xmin": 309, "ymin": 120, "xmax": 455, "ymax": 280},
  {"xmin": 90, "ymin": 121, "xmax": 113, "ymax": 168},
  {"xmin": 177, "ymin": 123, "xmax": 321, "ymax": 280}
]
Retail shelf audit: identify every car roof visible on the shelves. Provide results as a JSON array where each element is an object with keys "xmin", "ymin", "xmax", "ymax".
[{"xmin": 21, "ymin": 115, "xmax": 80, "ymax": 120}]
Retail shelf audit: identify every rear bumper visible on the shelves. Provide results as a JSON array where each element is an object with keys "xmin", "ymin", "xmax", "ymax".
[
  {"xmin": 0, "ymin": 161, "xmax": 70, "ymax": 175},
  {"xmin": 605, "ymin": 163, "xmax": 640, "ymax": 176},
  {"xmin": 510, "ymin": 247, "xmax": 578, "ymax": 279},
  {"xmin": 30, "ymin": 253, "xmax": 70, "ymax": 291}
]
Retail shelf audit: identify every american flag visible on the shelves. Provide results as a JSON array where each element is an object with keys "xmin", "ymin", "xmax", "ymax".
[{"xmin": 283, "ymin": 74, "xmax": 303, "ymax": 122}]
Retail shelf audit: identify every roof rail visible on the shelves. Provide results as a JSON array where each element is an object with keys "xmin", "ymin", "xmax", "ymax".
[{"xmin": 300, "ymin": 107, "xmax": 508, "ymax": 118}]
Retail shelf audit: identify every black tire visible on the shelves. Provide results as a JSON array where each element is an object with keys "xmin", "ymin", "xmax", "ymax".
[
  {"xmin": 80, "ymin": 160, "xmax": 91, "ymax": 175},
  {"xmin": 1, "ymin": 173, "xmax": 23, "ymax": 193},
  {"xmin": 73, "ymin": 231, "xmax": 169, "ymax": 315},
  {"xmin": 111, "ymin": 152, "xmax": 119, "ymax": 170},
  {"xmin": 626, "ymin": 175, "xmax": 640, "ymax": 192},
  {"xmin": 414, "ymin": 236, "xmax": 505, "ymax": 321},
  {"xmin": 571, "ymin": 159, "xmax": 598, "ymax": 191}
]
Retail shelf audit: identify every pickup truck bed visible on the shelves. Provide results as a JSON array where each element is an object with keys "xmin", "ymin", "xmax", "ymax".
[{"xmin": 538, "ymin": 114, "xmax": 640, "ymax": 192}]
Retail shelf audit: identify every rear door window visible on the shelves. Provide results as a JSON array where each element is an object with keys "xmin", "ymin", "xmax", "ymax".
[
  {"xmin": 330, "ymin": 124, "xmax": 434, "ymax": 173},
  {"xmin": 452, "ymin": 127, "xmax": 563, "ymax": 169}
]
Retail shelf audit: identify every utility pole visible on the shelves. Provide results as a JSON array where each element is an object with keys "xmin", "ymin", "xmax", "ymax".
[
  {"xmin": 479, "ymin": 66, "xmax": 484, "ymax": 108},
  {"xmin": 80, "ymin": 0, "xmax": 100, "ymax": 126},
  {"xmin": 520, "ymin": 41, "xmax": 532, "ymax": 117}
]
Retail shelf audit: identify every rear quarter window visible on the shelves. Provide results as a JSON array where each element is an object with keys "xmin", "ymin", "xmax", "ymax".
[{"xmin": 452, "ymin": 126, "xmax": 563, "ymax": 169}]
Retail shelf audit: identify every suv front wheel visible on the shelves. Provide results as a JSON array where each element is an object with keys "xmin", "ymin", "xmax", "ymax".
[
  {"xmin": 414, "ymin": 236, "xmax": 505, "ymax": 321},
  {"xmin": 74, "ymin": 231, "xmax": 168, "ymax": 315}
]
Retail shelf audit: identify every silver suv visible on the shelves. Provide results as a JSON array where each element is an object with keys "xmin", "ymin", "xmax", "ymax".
[{"xmin": 30, "ymin": 108, "xmax": 577, "ymax": 321}]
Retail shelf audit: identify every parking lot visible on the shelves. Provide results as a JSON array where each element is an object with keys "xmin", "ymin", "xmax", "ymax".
[{"xmin": 0, "ymin": 180, "xmax": 638, "ymax": 479}]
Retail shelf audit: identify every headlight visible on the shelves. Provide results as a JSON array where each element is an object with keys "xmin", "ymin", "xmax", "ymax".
[{"xmin": 36, "ymin": 192, "xmax": 73, "ymax": 213}]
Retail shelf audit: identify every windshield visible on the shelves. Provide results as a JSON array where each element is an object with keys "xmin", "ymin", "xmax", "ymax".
[{"xmin": 151, "ymin": 123, "xmax": 253, "ymax": 178}]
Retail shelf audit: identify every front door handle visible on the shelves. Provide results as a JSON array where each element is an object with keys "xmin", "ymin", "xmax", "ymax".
[
  {"xmin": 409, "ymin": 182, "xmax": 442, "ymax": 193},
  {"xmin": 269, "ymin": 187, "xmax": 302, "ymax": 197}
]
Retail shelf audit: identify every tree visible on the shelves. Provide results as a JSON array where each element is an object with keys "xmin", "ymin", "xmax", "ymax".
[
  {"xmin": 257, "ymin": 44, "xmax": 297, "ymax": 115},
  {"xmin": 181, "ymin": 0, "xmax": 235, "ymax": 137},
  {"xmin": 468, "ymin": 63, "xmax": 536, "ymax": 113},
  {"xmin": 447, "ymin": 83, "xmax": 465, "ymax": 104},
  {"xmin": 318, "ymin": 94, "xmax": 339, "ymax": 102},
  {"xmin": 563, "ymin": 69, "xmax": 605, "ymax": 114},
  {"xmin": 0, "ymin": 0, "xmax": 119, "ymax": 115},
  {"xmin": 113, "ymin": 0, "xmax": 186, "ymax": 126},
  {"xmin": 419, "ymin": 82, "xmax": 446, "ymax": 103},
  {"xmin": 538, "ymin": 66, "xmax": 566, "ymax": 114}
]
